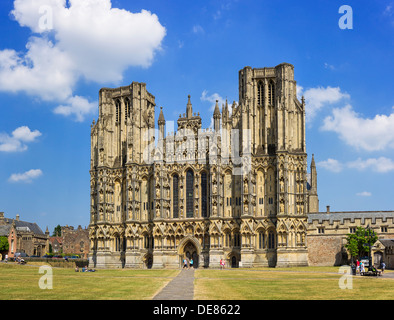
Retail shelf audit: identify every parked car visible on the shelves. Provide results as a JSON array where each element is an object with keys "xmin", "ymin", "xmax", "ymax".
[
  {"xmin": 14, "ymin": 252, "xmax": 28, "ymax": 258},
  {"xmin": 360, "ymin": 257, "xmax": 370, "ymax": 267},
  {"xmin": 52, "ymin": 255, "xmax": 63, "ymax": 259},
  {"xmin": 42, "ymin": 254, "xmax": 53, "ymax": 258}
]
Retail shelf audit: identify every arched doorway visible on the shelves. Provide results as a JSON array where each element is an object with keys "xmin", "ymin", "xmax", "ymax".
[
  {"xmin": 183, "ymin": 241, "xmax": 199, "ymax": 268},
  {"xmin": 178, "ymin": 236, "xmax": 201, "ymax": 268},
  {"xmin": 231, "ymin": 256, "xmax": 237, "ymax": 268}
]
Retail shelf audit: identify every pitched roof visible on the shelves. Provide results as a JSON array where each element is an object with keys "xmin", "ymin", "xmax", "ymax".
[
  {"xmin": 0, "ymin": 225, "xmax": 11, "ymax": 237},
  {"xmin": 3, "ymin": 218, "xmax": 44, "ymax": 235}
]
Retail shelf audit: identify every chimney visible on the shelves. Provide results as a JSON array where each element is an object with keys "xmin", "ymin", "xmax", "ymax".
[
  {"xmin": 326, "ymin": 206, "xmax": 330, "ymax": 213},
  {"xmin": 16, "ymin": 214, "xmax": 20, "ymax": 221}
]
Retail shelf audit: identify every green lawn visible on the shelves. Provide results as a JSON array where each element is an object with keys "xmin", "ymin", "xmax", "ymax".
[
  {"xmin": 1, "ymin": 263, "xmax": 393, "ymax": 300},
  {"xmin": 0, "ymin": 263, "xmax": 179, "ymax": 300},
  {"xmin": 194, "ymin": 267, "xmax": 394, "ymax": 300}
]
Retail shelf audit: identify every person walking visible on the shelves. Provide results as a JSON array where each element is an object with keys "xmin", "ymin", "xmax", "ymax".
[
  {"xmin": 190, "ymin": 258, "xmax": 193, "ymax": 269},
  {"xmin": 381, "ymin": 261, "xmax": 386, "ymax": 274}
]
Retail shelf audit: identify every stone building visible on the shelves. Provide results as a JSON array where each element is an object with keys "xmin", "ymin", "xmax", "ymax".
[
  {"xmin": 89, "ymin": 63, "xmax": 318, "ymax": 268},
  {"xmin": 49, "ymin": 236, "xmax": 63, "ymax": 254},
  {"xmin": 307, "ymin": 208, "xmax": 394, "ymax": 267},
  {"xmin": 0, "ymin": 212, "xmax": 48, "ymax": 258},
  {"xmin": 61, "ymin": 225, "xmax": 89, "ymax": 258}
]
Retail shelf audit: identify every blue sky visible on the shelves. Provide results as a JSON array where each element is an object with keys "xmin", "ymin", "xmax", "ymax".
[{"xmin": 0, "ymin": 0, "xmax": 393, "ymax": 233}]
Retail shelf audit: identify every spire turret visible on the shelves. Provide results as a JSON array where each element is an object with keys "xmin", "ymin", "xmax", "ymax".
[
  {"xmin": 186, "ymin": 95, "xmax": 193, "ymax": 118},
  {"xmin": 213, "ymin": 100, "xmax": 221, "ymax": 131}
]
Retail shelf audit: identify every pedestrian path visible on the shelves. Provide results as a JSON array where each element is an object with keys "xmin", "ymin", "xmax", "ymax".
[{"xmin": 153, "ymin": 268, "xmax": 195, "ymax": 300}]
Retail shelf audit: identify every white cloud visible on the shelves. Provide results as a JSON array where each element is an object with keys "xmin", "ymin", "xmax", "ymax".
[
  {"xmin": 200, "ymin": 90, "xmax": 233, "ymax": 128},
  {"xmin": 317, "ymin": 158, "xmax": 343, "ymax": 173},
  {"xmin": 347, "ymin": 157, "xmax": 394, "ymax": 173},
  {"xmin": 298, "ymin": 86, "xmax": 350, "ymax": 122},
  {"xmin": 54, "ymin": 95, "xmax": 97, "ymax": 122},
  {"xmin": 0, "ymin": 0, "xmax": 166, "ymax": 121},
  {"xmin": 322, "ymin": 105, "xmax": 394, "ymax": 151},
  {"xmin": 192, "ymin": 25, "xmax": 204, "ymax": 34},
  {"xmin": 324, "ymin": 62, "xmax": 335, "ymax": 70},
  {"xmin": 201, "ymin": 90, "xmax": 226, "ymax": 112},
  {"xmin": 356, "ymin": 191, "xmax": 372, "ymax": 197},
  {"xmin": 0, "ymin": 37, "xmax": 75, "ymax": 102},
  {"xmin": 0, "ymin": 126, "xmax": 41, "ymax": 152},
  {"xmin": 9, "ymin": 169, "xmax": 43, "ymax": 183},
  {"xmin": 318, "ymin": 156, "xmax": 394, "ymax": 173},
  {"xmin": 384, "ymin": 4, "xmax": 393, "ymax": 16}
]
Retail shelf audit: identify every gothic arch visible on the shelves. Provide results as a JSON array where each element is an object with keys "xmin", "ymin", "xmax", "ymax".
[{"xmin": 177, "ymin": 235, "xmax": 202, "ymax": 256}]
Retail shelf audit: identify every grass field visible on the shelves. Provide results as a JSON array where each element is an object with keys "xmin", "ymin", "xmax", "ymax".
[
  {"xmin": 0, "ymin": 263, "xmax": 179, "ymax": 300},
  {"xmin": 194, "ymin": 267, "xmax": 394, "ymax": 300},
  {"xmin": 1, "ymin": 263, "xmax": 393, "ymax": 300}
]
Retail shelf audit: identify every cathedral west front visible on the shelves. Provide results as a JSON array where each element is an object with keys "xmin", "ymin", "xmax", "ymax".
[{"xmin": 88, "ymin": 63, "xmax": 319, "ymax": 269}]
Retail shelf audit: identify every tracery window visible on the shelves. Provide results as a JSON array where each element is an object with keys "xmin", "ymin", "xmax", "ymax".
[
  {"xmin": 201, "ymin": 171, "xmax": 208, "ymax": 217},
  {"xmin": 234, "ymin": 232, "xmax": 241, "ymax": 247},
  {"xmin": 259, "ymin": 231, "xmax": 265, "ymax": 249},
  {"xmin": 173, "ymin": 174, "xmax": 179, "ymax": 218},
  {"xmin": 186, "ymin": 169, "xmax": 194, "ymax": 218},
  {"xmin": 125, "ymin": 98, "xmax": 131, "ymax": 118},
  {"xmin": 257, "ymin": 80, "xmax": 264, "ymax": 106},
  {"xmin": 115, "ymin": 99, "xmax": 121, "ymax": 122},
  {"xmin": 268, "ymin": 80, "xmax": 275, "ymax": 106}
]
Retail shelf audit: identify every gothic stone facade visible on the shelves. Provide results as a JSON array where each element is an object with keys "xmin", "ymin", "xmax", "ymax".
[{"xmin": 88, "ymin": 63, "xmax": 318, "ymax": 268}]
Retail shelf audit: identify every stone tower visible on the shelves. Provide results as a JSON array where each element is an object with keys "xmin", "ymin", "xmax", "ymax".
[
  {"xmin": 238, "ymin": 63, "xmax": 309, "ymax": 267},
  {"xmin": 89, "ymin": 82, "xmax": 156, "ymax": 268}
]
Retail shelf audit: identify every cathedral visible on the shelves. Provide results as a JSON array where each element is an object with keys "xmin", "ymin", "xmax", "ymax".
[{"xmin": 88, "ymin": 63, "xmax": 319, "ymax": 269}]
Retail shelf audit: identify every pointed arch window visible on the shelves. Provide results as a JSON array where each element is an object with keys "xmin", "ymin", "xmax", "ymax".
[
  {"xmin": 201, "ymin": 171, "xmax": 208, "ymax": 217},
  {"xmin": 173, "ymin": 174, "xmax": 179, "ymax": 218},
  {"xmin": 259, "ymin": 231, "xmax": 265, "ymax": 249},
  {"xmin": 257, "ymin": 81, "xmax": 264, "ymax": 106},
  {"xmin": 125, "ymin": 98, "xmax": 131, "ymax": 118},
  {"xmin": 115, "ymin": 99, "xmax": 121, "ymax": 122},
  {"xmin": 268, "ymin": 80, "xmax": 275, "ymax": 106},
  {"xmin": 186, "ymin": 169, "xmax": 194, "ymax": 218},
  {"xmin": 268, "ymin": 230, "xmax": 275, "ymax": 249}
]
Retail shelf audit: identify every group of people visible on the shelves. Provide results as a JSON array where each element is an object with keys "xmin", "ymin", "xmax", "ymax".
[
  {"xmin": 0, "ymin": 254, "xmax": 25, "ymax": 264},
  {"xmin": 75, "ymin": 265, "xmax": 96, "ymax": 272},
  {"xmin": 355, "ymin": 259, "xmax": 386, "ymax": 274},
  {"xmin": 183, "ymin": 258, "xmax": 194, "ymax": 269}
]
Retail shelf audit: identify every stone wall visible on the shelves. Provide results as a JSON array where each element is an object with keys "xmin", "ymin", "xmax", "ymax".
[{"xmin": 307, "ymin": 235, "xmax": 347, "ymax": 266}]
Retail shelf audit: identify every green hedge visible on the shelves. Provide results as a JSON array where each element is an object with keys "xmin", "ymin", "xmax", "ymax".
[{"xmin": 24, "ymin": 257, "xmax": 89, "ymax": 268}]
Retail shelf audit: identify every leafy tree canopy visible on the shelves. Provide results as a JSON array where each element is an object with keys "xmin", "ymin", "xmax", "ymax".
[
  {"xmin": 0, "ymin": 236, "xmax": 9, "ymax": 251},
  {"xmin": 52, "ymin": 225, "xmax": 62, "ymax": 237},
  {"xmin": 344, "ymin": 226, "xmax": 378, "ymax": 260}
]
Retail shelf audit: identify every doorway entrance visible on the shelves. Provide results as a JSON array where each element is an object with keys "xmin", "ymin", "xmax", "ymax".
[
  {"xmin": 182, "ymin": 241, "xmax": 199, "ymax": 268},
  {"xmin": 374, "ymin": 251, "xmax": 383, "ymax": 267}
]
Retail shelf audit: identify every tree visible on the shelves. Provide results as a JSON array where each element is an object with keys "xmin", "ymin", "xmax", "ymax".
[
  {"xmin": 345, "ymin": 226, "xmax": 378, "ymax": 262},
  {"xmin": 0, "ymin": 236, "xmax": 9, "ymax": 251},
  {"xmin": 52, "ymin": 225, "xmax": 62, "ymax": 237}
]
